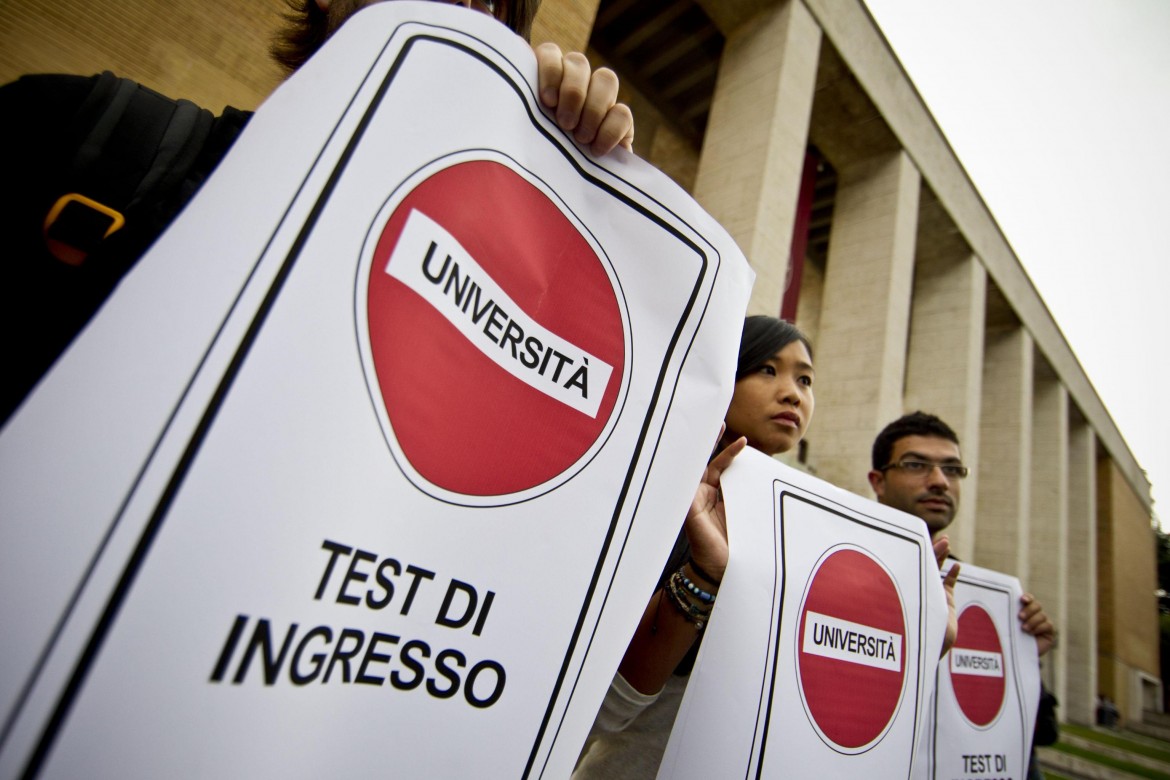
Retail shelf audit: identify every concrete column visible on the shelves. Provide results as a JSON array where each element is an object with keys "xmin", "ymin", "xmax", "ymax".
[
  {"xmin": 692, "ymin": 0, "xmax": 822, "ymax": 316},
  {"xmin": 809, "ymin": 150, "xmax": 920, "ymax": 493},
  {"xmin": 1029, "ymin": 363, "xmax": 1069, "ymax": 701},
  {"xmin": 794, "ymin": 254, "xmax": 825, "ymax": 348},
  {"xmin": 974, "ymin": 325, "xmax": 1033, "ymax": 579},
  {"xmin": 903, "ymin": 251, "xmax": 986, "ymax": 559},
  {"xmin": 1065, "ymin": 412, "xmax": 1098, "ymax": 724}
]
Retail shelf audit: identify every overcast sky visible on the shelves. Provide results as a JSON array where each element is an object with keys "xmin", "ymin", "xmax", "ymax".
[{"xmin": 862, "ymin": 0, "xmax": 1170, "ymax": 521}]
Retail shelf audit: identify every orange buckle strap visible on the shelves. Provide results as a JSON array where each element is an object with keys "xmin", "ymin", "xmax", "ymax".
[{"xmin": 43, "ymin": 193, "xmax": 126, "ymax": 267}]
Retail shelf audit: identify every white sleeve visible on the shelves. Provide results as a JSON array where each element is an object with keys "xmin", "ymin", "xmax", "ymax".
[{"xmin": 592, "ymin": 672, "xmax": 662, "ymax": 733}]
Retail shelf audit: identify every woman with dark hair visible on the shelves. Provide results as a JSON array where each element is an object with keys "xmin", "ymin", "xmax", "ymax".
[{"xmin": 575, "ymin": 315, "xmax": 816, "ymax": 779}]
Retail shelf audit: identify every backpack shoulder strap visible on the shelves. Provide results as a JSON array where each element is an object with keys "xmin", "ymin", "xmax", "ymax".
[{"xmin": 44, "ymin": 72, "xmax": 214, "ymax": 266}]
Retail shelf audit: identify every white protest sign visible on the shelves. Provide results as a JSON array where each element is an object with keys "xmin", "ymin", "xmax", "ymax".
[
  {"xmin": 920, "ymin": 563, "xmax": 1041, "ymax": 780},
  {"xmin": 0, "ymin": 4, "xmax": 753, "ymax": 777},
  {"xmin": 658, "ymin": 448, "xmax": 949, "ymax": 779}
]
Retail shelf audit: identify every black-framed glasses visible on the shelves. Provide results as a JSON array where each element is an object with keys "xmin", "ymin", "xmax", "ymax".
[{"xmin": 880, "ymin": 459, "xmax": 969, "ymax": 480}]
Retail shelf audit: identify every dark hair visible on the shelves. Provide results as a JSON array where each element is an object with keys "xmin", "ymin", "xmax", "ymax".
[
  {"xmin": 871, "ymin": 411, "xmax": 960, "ymax": 470},
  {"xmin": 498, "ymin": 0, "xmax": 540, "ymax": 43},
  {"xmin": 272, "ymin": 0, "xmax": 541, "ymax": 74},
  {"xmin": 736, "ymin": 316, "xmax": 812, "ymax": 380}
]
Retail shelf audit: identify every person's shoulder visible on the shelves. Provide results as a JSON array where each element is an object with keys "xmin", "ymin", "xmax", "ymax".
[
  {"xmin": 0, "ymin": 73, "xmax": 104, "ymax": 150},
  {"xmin": 0, "ymin": 72, "xmax": 99, "ymax": 112},
  {"xmin": 0, "ymin": 74, "xmax": 104, "ymax": 186},
  {"xmin": 2, "ymin": 72, "xmax": 98, "ymax": 92}
]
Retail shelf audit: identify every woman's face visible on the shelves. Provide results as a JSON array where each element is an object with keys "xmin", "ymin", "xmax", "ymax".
[{"xmin": 724, "ymin": 339, "xmax": 815, "ymax": 456}]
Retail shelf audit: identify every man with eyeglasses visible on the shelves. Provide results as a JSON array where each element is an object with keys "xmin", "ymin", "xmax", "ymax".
[
  {"xmin": 868, "ymin": 410, "xmax": 969, "ymax": 538},
  {"xmin": 867, "ymin": 411, "xmax": 1055, "ymax": 650},
  {"xmin": 868, "ymin": 411, "xmax": 1057, "ymax": 779}
]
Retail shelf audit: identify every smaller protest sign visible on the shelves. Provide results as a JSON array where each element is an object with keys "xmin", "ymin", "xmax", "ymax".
[
  {"xmin": 658, "ymin": 448, "xmax": 949, "ymax": 780},
  {"xmin": 922, "ymin": 563, "xmax": 1041, "ymax": 780}
]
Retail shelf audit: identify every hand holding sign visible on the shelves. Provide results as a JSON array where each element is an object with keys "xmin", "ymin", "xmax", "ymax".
[
  {"xmin": 1018, "ymin": 593, "xmax": 1055, "ymax": 656},
  {"xmin": 684, "ymin": 434, "xmax": 747, "ymax": 584},
  {"xmin": 656, "ymin": 449, "xmax": 949, "ymax": 780},
  {"xmin": 934, "ymin": 536, "xmax": 961, "ymax": 656},
  {"xmin": 0, "ymin": 5, "xmax": 754, "ymax": 776},
  {"xmin": 924, "ymin": 563, "xmax": 1042, "ymax": 780},
  {"xmin": 533, "ymin": 42, "xmax": 634, "ymax": 155}
]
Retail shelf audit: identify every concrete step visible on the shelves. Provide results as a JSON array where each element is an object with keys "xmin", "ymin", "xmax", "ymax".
[
  {"xmin": 1143, "ymin": 711, "xmax": 1170, "ymax": 729},
  {"xmin": 1037, "ymin": 747, "xmax": 1153, "ymax": 780},
  {"xmin": 1060, "ymin": 733, "xmax": 1170, "ymax": 775},
  {"xmin": 1108, "ymin": 726, "xmax": 1170, "ymax": 751},
  {"xmin": 1130, "ymin": 719, "xmax": 1170, "ymax": 742}
]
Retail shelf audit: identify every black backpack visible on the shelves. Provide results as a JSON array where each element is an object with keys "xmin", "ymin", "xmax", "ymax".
[{"xmin": 2, "ymin": 71, "xmax": 247, "ymax": 425}]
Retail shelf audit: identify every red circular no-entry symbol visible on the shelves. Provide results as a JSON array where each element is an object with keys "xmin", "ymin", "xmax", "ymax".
[
  {"xmin": 797, "ymin": 547, "xmax": 908, "ymax": 753},
  {"xmin": 949, "ymin": 603, "xmax": 1006, "ymax": 728},
  {"xmin": 357, "ymin": 154, "xmax": 627, "ymax": 504}
]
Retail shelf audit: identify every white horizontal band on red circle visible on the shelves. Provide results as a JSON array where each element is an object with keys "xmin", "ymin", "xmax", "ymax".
[
  {"xmin": 385, "ymin": 209, "xmax": 614, "ymax": 419},
  {"xmin": 801, "ymin": 610, "xmax": 903, "ymax": 673},
  {"xmin": 949, "ymin": 648, "xmax": 1004, "ymax": 678}
]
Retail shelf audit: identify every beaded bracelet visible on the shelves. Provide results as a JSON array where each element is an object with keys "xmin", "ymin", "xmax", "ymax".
[
  {"xmin": 669, "ymin": 577, "xmax": 711, "ymax": 626},
  {"xmin": 664, "ymin": 588, "xmax": 709, "ymax": 630},
  {"xmin": 678, "ymin": 570, "xmax": 716, "ymax": 605},
  {"xmin": 666, "ymin": 573, "xmax": 709, "ymax": 617},
  {"xmin": 686, "ymin": 557, "xmax": 722, "ymax": 587},
  {"xmin": 665, "ymin": 570, "xmax": 713, "ymax": 629}
]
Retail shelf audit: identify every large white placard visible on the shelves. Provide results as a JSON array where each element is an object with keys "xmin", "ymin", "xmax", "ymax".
[
  {"xmin": 0, "ymin": 4, "xmax": 753, "ymax": 777},
  {"xmin": 659, "ymin": 448, "xmax": 949, "ymax": 779},
  {"xmin": 921, "ymin": 563, "xmax": 1041, "ymax": 780}
]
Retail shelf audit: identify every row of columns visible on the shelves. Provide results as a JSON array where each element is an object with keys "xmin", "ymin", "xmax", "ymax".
[{"xmin": 683, "ymin": 0, "xmax": 1098, "ymax": 723}]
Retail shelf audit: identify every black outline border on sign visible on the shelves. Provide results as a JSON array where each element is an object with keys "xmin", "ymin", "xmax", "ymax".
[
  {"xmin": 928, "ymin": 574, "xmax": 1030, "ymax": 780},
  {"xmin": 14, "ymin": 23, "xmax": 721, "ymax": 780},
  {"xmin": 747, "ymin": 489, "xmax": 928, "ymax": 779}
]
